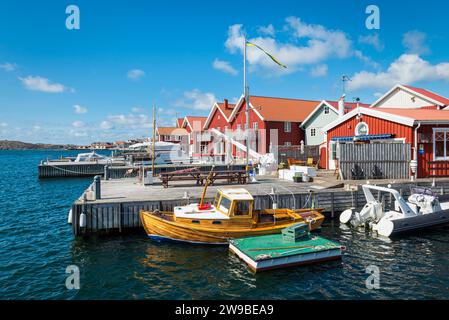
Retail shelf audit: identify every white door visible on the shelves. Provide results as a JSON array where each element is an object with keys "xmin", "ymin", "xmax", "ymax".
[{"xmin": 328, "ymin": 141, "xmax": 339, "ymax": 170}]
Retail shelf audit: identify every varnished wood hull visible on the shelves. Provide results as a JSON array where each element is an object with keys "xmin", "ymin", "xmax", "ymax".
[{"xmin": 139, "ymin": 210, "xmax": 324, "ymax": 244}]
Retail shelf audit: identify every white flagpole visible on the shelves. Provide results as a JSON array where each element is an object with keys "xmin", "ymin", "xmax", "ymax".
[{"xmin": 243, "ymin": 36, "xmax": 250, "ymax": 172}]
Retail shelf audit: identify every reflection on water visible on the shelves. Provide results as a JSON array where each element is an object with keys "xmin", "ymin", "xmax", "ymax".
[
  {"xmin": 1, "ymin": 150, "xmax": 449, "ymax": 299},
  {"xmin": 66, "ymin": 221, "xmax": 449, "ymax": 300}
]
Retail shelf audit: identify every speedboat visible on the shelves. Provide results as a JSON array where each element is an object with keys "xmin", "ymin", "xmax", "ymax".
[
  {"xmin": 140, "ymin": 187, "xmax": 324, "ymax": 244},
  {"xmin": 339, "ymin": 184, "xmax": 449, "ymax": 237}
]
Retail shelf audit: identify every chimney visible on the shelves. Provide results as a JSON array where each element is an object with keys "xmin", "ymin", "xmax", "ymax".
[
  {"xmin": 338, "ymin": 94, "xmax": 345, "ymax": 118},
  {"xmin": 224, "ymin": 99, "xmax": 229, "ymax": 109}
]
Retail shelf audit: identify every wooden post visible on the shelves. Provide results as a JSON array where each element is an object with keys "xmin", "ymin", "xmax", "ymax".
[
  {"xmin": 94, "ymin": 175, "xmax": 101, "ymax": 200},
  {"xmin": 104, "ymin": 165, "xmax": 109, "ymax": 180}
]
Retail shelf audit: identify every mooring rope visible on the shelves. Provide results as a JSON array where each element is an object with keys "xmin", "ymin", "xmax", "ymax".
[{"xmin": 44, "ymin": 163, "xmax": 104, "ymax": 175}]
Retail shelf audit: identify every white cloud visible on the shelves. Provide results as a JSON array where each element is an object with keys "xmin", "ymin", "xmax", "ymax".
[
  {"xmin": 310, "ymin": 64, "xmax": 328, "ymax": 77},
  {"xmin": 403, "ymin": 30, "xmax": 430, "ymax": 55},
  {"xmin": 212, "ymin": 58, "xmax": 238, "ymax": 75},
  {"xmin": 106, "ymin": 113, "xmax": 150, "ymax": 129},
  {"xmin": 358, "ymin": 33, "xmax": 384, "ymax": 52},
  {"xmin": 73, "ymin": 104, "xmax": 88, "ymax": 114},
  {"xmin": 348, "ymin": 54, "xmax": 449, "ymax": 91},
  {"xmin": 72, "ymin": 121, "xmax": 85, "ymax": 128},
  {"xmin": 225, "ymin": 17, "xmax": 373, "ymax": 75},
  {"xmin": 258, "ymin": 24, "xmax": 275, "ymax": 36},
  {"xmin": 354, "ymin": 50, "xmax": 380, "ymax": 69},
  {"xmin": 100, "ymin": 121, "xmax": 114, "ymax": 130},
  {"xmin": 175, "ymin": 89, "xmax": 217, "ymax": 110},
  {"xmin": 0, "ymin": 122, "xmax": 8, "ymax": 127},
  {"xmin": 33, "ymin": 125, "xmax": 41, "ymax": 131},
  {"xmin": 0, "ymin": 62, "xmax": 17, "ymax": 72},
  {"xmin": 19, "ymin": 76, "xmax": 68, "ymax": 93},
  {"xmin": 127, "ymin": 69, "xmax": 145, "ymax": 80}
]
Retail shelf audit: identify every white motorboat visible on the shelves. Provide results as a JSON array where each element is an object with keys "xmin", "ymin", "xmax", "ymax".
[
  {"xmin": 128, "ymin": 141, "xmax": 191, "ymax": 165},
  {"xmin": 339, "ymin": 184, "xmax": 449, "ymax": 237}
]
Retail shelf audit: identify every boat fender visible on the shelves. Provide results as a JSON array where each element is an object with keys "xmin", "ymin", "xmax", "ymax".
[
  {"xmin": 67, "ymin": 209, "xmax": 73, "ymax": 224},
  {"xmin": 339, "ymin": 209, "xmax": 354, "ymax": 224},
  {"xmin": 80, "ymin": 212, "xmax": 87, "ymax": 228}
]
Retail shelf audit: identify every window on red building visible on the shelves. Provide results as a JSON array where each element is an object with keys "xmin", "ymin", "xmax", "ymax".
[
  {"xmin": 434, "ymin": 129, "xmax": 448, "ymax": 160},
  {"xmin": 284, "ymin": 122, "xmax": 291, "ymax": 133}
]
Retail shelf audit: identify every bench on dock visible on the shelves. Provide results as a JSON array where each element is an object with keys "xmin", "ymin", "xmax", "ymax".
[{"xmin": 160, "ymin": 169, "xmax": 247, "ymax": 188}]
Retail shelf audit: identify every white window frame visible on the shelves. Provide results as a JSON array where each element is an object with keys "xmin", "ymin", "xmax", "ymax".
[
  {"xmin": 355, "ymin": 122, "xmax": 369, "ymax": 136},
  {"xmin": 285, "ymin": 141, "xmax": 291, "ymax": 146},
  {"xmin": 253, "ymin": 122, "xmax": 258, "ymax": 130},
  {"xmin": 324, "ymin": 106, "xmax": 330, "ymax": 114},
  {"xmin": 433, "ymin": 128, "xmax": 449, "ymax": 161},
  {"xmin": 310, "ymin": 128, "xmax": 316, "ymax": 137},
  {"xmin": 284, "ymin": 121, "xmax": 291, "ymax": 133}
]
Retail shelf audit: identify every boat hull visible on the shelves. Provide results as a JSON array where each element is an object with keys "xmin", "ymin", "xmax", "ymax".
[
  {"xmin": 140, "ymin": 211, "xmax": 324, "ymax": 245},
  {"xmin": 376, "ymin": 209, "xmax": 449, "ymax": 237}
]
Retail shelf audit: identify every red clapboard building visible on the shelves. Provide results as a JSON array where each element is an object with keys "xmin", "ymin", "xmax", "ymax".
[
  {"xmin": 323, "ymin": 84, "xmax": 449, "ymax": 178},
  {"xmin": 179, "ymin": 116, "xmax": 208, "ymax": 157},
  {"xmin": 202, "ymin": 95, "xmax": 321, "ymax": 161}
]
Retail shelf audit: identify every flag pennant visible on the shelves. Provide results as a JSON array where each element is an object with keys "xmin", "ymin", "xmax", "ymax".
[{"xmin": 246, "ymin": 41, "xmax": 287, "ymax": 69}]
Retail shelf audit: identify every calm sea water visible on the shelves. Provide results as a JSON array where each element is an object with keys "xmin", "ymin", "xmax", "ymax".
[{"xmin": 1, "ymin": 150, "xmax": 449, "ymax": 300}]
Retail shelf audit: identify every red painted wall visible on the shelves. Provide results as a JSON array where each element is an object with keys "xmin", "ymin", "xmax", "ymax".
[
  {"xmin": 327, "ymin": 114, "xmax": 413, "ymax": 143},
  {"xmin": 325, "ymin": 114, "xmax": 449, "ymax": 178},
  {"xmin": 229, "ymin": 101, "xmax": 267, "ymax": 156},
  {"xmin": 265, "ymin": 121, "xmax": 304, "ymax": 149},
  {"xmin": 326, "ymin": 114, "xmax": 413, "ymax": 173}
]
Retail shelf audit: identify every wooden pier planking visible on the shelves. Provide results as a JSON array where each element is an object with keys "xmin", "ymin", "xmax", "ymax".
[{"xmin": 70, "ymin": 175, "xmax": 449, "ymax": 237}]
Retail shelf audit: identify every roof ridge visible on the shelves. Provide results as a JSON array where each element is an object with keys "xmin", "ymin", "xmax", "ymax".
[{"xmin": 250, "ymin": 95, "xmax": 320, "ymax": 103}]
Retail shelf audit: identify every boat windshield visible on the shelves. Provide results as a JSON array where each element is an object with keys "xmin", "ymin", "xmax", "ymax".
[
  {"xmin": 411, "ymin": 186, "xmax": 436, "ymax": 197},
  {"xmin": 213, "ymin": 193, "xmax": 220, "ymax": 208},
  {"xmin": 219, "ymin": 197, "xmax": 232, "ymax": 215},
  {"xmin": 234, "ymin": 201, "xmax": 251, "ymax": 216}
]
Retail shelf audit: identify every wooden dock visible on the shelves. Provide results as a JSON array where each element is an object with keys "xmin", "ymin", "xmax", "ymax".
[
  {"xmin": 69, "ymin": 173, "xmax": 449, "ymax": 237},
  {"xmin": 38, "ymin": 162, "xmax": 111, "ymax": 178},
  {"xmin": 39, "ymin": 162, "xmax": 245, "ymax": 179}
]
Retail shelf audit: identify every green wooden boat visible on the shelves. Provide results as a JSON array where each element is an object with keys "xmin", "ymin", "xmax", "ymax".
[{"xmin": 229, "ymin": 224, "xmax": 344, "ymax": 272}]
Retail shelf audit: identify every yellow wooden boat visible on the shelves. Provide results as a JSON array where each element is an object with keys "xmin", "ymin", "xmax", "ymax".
[{"xmin": 140, "ymin": 187, "xmax": 325, "ymax": 244}]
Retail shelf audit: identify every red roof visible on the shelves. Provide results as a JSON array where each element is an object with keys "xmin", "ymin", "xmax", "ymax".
[
  {"xmin": 156, "ymin": 127, "xmax": 188, "ymax": 135},
  {"xmin": 403, "ymin": 85, "xmax": 449, "ymax": 106},
  {"xmin": 176, "ymin": 118, "xmax": 184, "ymax": 128},
  {"xmin": 246, "ymin": 96, "xmax": 321, "ymax": 122},
  {"xmin": 184, "ymin": 116, "xmax": 207, "ymax": 130},
  {"xmin": 372, "ymin": 107, "xmax": 449, "ymax": 121},
  {"xmin": 216, "ymin": 102, "xmax": 235, "ymax": 119}
]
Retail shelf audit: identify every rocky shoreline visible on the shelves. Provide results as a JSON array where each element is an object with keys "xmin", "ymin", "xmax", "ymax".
[{"xmin": 0, "ymin": 140, "xmax": 71, "ymax": 150}]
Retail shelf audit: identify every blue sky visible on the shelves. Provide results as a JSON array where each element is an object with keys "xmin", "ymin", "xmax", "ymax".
[{"xmin": 1, "ymin": 0, "xmax": 449, "ymax": 144}]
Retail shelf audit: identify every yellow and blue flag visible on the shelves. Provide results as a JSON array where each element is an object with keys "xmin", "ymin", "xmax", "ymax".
[{"xmin": 246, "ymin": 41, "xmax": 287, "ymax": 69}]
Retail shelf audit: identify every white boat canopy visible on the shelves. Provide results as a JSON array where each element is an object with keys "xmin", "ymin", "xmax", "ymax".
[{"xmin": 74, "ymin": 151, "xmax": 108, "ymax": 162}]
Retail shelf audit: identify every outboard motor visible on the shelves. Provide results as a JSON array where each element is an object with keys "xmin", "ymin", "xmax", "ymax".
[{"xmin": 340, "ymin": 200, "xmax": 384, "ymax": 228}]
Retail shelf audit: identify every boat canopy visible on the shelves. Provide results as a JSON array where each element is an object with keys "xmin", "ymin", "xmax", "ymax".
[
  {"xmin": 218, "ymin": 188, "xmax": 254, "ymax": 201},
  {"xmin": 128, "ymin": 141, "xmax": 179, "ymax": 151},
  {"xmin": 74, "ymin": 151, "xmax": 108, "ymax": 162}
]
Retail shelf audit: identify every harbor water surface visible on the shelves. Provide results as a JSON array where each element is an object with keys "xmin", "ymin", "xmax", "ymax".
[{"xmin": 1, "ymin": 150, "xmax": 449, "ymax": 299}]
